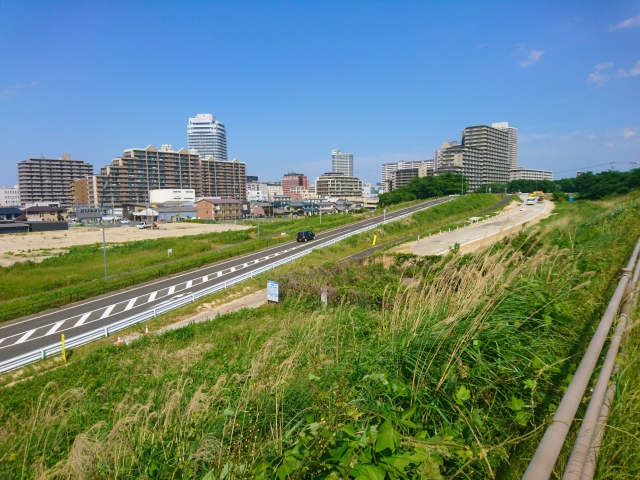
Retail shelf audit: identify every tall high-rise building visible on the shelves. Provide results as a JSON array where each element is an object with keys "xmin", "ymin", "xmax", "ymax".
[
  {"xmin": 492, "ymin": 122, "xmax": 518, "ymax": 169},
  {"xmin": 438, "ymin": 125, "xmax": 509, "ymax": 192},
  {"xmin": 332, "ymin": 150, "xmax": 354, "ymax": 176},
  {"xmin": 18, "ymin": 154, "xmax": 94, "ymax": 207},
  {"xmin": 188, "ymin": 113, "xmax": 228, "ymax": 161}
]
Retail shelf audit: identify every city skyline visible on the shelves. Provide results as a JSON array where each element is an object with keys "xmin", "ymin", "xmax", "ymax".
[{"xmin": 1, "ymin": 2, "xmax": 639, "ymax": 185}]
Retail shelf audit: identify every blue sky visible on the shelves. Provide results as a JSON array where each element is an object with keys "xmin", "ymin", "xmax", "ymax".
[{"xmin": 1, "ymin": 1, "xmax": 639, "ymax": 185}]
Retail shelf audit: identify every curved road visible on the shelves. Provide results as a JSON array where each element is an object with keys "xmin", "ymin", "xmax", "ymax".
[{"xmin": 0, "ymin": 197, "xmax": 450, "ymax": 362}]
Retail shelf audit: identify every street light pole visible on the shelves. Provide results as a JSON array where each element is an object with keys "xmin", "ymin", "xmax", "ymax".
[{"xmin": 100, "ymin": 175, "xmax": 111, "ymax": 280}]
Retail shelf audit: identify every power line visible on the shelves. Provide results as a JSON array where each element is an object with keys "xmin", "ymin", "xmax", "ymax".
[{"xmin": 554, "ymin": 161, "xmax": 638, "ymax": 174}]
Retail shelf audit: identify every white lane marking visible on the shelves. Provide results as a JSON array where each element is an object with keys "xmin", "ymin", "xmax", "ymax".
[
  {"xmin": 0, "ymin": 338, "xmax": 3, "ymax": 345},
  {"xmin": 100, "ymin": 304, "xmax": 115, "ymax": 319},
  {"xmin": 148, "ymin": 291, "xmax": 157, "ymax": 302},
  {"xmin": 74, "ymin": 312, "xmax": 91, "ymax": 327},
  {"xmin": 230, "ymin": 267, "xmax": 236, "ymax": 272},
  {"xmin": 202, "ymin": 275, "xmax": 208, "ymax": 282},
  {"xmin": 15, "ymin": 329, "xmax": 36, "ymax": 344},
  {"xmin": 46, "ymin": 321, "xmax": 65, "ymax": 336},
  {"xmin": 124, "ymin": 298, "xmax": 137, "ymax": 311},
  {"xmin": 168, "ymin": 286, "xmax": 175, "ymax": 295},
  {"xmin": 217, "ymin": 271, "xmax": 222, "ymax": 277},
  {"xmin": 243, "ymin": 263, "xmax": 248, "ymax": 267},
  {"xmin": 186, "ymin": 280, "xmax": 192, "ymax": 288}
]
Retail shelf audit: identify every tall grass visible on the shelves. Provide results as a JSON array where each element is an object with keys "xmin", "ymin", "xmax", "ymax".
[{"xmin": 1, "ymin": 195, "xmax": 639, "ymax": 478}]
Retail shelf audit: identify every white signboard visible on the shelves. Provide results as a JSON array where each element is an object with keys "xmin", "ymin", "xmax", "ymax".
[{"xmin": 267, "ymin": 280, "xmax": 279, "ymax": 303}]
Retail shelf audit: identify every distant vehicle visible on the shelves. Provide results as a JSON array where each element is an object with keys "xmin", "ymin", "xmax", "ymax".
[
  {"xmin": 526, "ymin": 197, "xmax": 536, "ymax": 206},
  {"xmin": 120, "ymin": 219, "xmax": 131, "ymax": 224},
  {"xmin": 297, "ymin": 230, "xmax": 315, "ymax": 242},
  {"xmin": 137, "ymin": 221, "xmax": 151, "ymax": 229},
  {"xmin": 537, "ymin": 196, "xmax": 544, "ymax": 203}
]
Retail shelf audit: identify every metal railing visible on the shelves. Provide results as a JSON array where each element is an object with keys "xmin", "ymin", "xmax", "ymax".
[
  {"xmin": 523, "ymin": 235, "xmax": 640, "ymax": 480},
  {"xmin": 0, "ymin": 200, "xmax": 444, "ymax": 374}
]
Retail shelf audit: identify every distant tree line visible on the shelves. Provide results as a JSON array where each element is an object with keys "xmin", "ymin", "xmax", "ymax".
[
  {"xmin": 478, "ymin": 169, "xmax": 640, "ymax": 200},
  {"xmin": 378, "ymin": 173, "xmax": 467, "ymax": 206},
  {"xmin": 379, "ymin": 169, "xmax": 640, "ymax": 205}
]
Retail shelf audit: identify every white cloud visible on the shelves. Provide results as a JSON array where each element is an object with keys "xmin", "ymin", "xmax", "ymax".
[
  {"xmin": 624, "ymin": 128, "xmax": 638, "ymax": 138},
  {"xmin": 0, "ymin": 81, "xmax": 38, "ymax": 101},
  {"xmin": 610, "ymin": 15, "xmax": 640, "ymax": 30},
  {"xmin": 605, "ymin": 142, "xmax": 615, "ymax": 148},
  {"xmin": 587, "ymin": 62, "xmax": 614, "ymax": 86},
  {"xmin": 617, "ymin": 60, "xmax": 640, "ymax": 77},
  {"xmin": 588, "ymin": 134, "xmax": 597, "ymax": 140},
  {"xmin": 519, "ymin": 50, "xmax": 544, "ymax": 67},
  {"xmin": 476, "ymin": 43, "xmax": 488, "ymax": 49}
]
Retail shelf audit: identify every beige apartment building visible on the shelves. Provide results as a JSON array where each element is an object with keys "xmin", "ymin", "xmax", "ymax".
[
  {"xmin": 316, "ymin": 172, "xmax": 363, "ymax": 197},
  {"xmin": 70, "ymin": 176, "xmax": 105, "ymax": 207},
  {"xmin": 18, "ymin": 154, "xmax": 94, "ymax": 208},
  {"xmin": 98, "ymin": 145, "xmax": 246, "ymax": 206}
]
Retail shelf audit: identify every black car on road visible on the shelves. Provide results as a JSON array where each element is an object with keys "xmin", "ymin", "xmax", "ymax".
[{"xmin": 296, "ymin": 230, "xmax": 315, "ymax": 242}]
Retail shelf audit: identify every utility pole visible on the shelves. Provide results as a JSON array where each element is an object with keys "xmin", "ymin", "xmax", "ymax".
[
  {"xmin": 257, "ymin": 216, "xmax": 260, "ymax": 240},
  {"xmin": 100, "ymin": 175, "xmax": 111, "ymax": 280}
]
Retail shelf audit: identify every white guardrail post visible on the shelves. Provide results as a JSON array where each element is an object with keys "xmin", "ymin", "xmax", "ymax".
[{"xmin": 0, "ymin": 199, "xmax": 446, "ymax": 374}]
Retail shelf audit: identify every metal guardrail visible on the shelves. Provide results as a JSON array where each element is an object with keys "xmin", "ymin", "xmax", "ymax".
[
  {"xmin": 0, "ymin": 201, "xmax": 442, "ymax": 374},
  {"xmin": 522, "ymin": 235, "xmax": 640, "ymax": 480}
]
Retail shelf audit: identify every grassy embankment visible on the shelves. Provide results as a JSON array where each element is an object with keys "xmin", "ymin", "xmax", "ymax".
[
  {"xmin": 7, "ymin": 192, "xmax": 623, "ymax": 479},
  {"xmin": 0, "ymin": 197, "xmax": 502, "ymax": 324},
  {"xmin": 0, "ymin": 210, "xmax": 374, "ymax": 323}
]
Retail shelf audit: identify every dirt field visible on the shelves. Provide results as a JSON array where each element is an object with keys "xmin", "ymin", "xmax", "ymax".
[{"xmin": 0, "ymin": 222, "xmax": 251, "ymax": 266}]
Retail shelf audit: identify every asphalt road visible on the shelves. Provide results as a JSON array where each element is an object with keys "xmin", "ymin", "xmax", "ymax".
[{"xmin": 0, "ymin": 198, "xmax": 450, "ymax": 362}]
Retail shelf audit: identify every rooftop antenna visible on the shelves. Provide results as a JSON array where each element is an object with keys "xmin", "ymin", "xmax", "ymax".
[
  {"xmin": 609, "ymin": 161, "xmax": 616, "ymax": 171},
  {"xmin": 40, "ymin": 154, "xmax": 45, "ymax": 158}
]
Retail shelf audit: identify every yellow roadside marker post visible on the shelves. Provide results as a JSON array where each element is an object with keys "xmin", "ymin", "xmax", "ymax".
[
  {"xmin": 372, "ymin": 235, "xmax": 377, "ymax": 245},
  {"xmin": 61, "ymin": 334, "xmax": 66, "ymax": 363}
]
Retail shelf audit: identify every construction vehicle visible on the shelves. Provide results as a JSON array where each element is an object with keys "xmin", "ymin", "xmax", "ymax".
[{"xmin": 528, "ymin": 191, "xmax": 545, "ymax": 197}]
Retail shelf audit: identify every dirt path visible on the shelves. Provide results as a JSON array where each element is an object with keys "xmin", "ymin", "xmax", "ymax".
[{"xmin": 393, "ymin": 196, "xmax": 555, "ymax": 256}]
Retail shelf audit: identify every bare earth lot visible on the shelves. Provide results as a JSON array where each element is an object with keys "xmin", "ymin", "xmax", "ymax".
[{"xmin": 0, "ymin": 222, "xmax": 251, "ymax": 266}]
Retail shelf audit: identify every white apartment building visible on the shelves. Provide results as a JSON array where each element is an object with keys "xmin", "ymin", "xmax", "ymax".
[
  {"xmin": 247, "ymin": 183, "xmax": 267, "ymax": 202},
  {"xmin": 332, "ymin": 150, "xmax": 354, "ymax": 177},
  {"xmin": 381, "ymin": 160, "xmax": 434, "ymax": 183},
  {"xmin": 187, "ymin": 113, "xmax": 228, "ymax": 160},
  {"xmin": 492, "ymin": 122, "xmax": 518, "ymax": 169},
  {"xmin": 0, "ymin": 185, "xmax": 21, "ymax": 206},
  {"xmin": 510, "ymin": 166, "xmax": 553, "ymax": 181},
  {"xmin": 150, "ymin": 189, "xmax": 196, "ymax": 204}
]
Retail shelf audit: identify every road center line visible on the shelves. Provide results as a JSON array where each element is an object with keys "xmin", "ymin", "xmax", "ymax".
[
  {"xmin": 168, "ymin": 286, "xmax": 176, "ymax": 295},
  {"xmin": 46, "ymin": 321, "xmax": 65, "ymax": 336},
  {"xmin": 186, "ymin": 280, "xmax": 192, "ymax": 288},
  {"xmin": 148, "ymin": 291, "xmax": 157, "ymax": 302},
  {"xmin": 15, "ymin": 329, "xmax": 36, "ymax": 344},
  {"xmin": 202, "ymin": 275, "xmax": 208, "ymax": 282},
  {"xmin": 74, "ymin": 312, "xmax": 91, "ymax": 327},
  {"xmin": 100, "ymin": 305, "xmax": 115, "ymax": 319}
]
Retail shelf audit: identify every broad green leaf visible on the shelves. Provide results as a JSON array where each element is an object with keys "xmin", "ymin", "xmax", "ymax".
[
  {"xmin": 380, "ymin": 452, "xmax": 414, "ymax": 472},
  {"xmin": 375, "ymin": 421, "xmax": 396, "ymax": 453},
  {"xmin": 351, "ymin": 464, "xmax": 387, "ymax": 480},
  {"xmin": 471, "ymin": 409, "xmax": 484, "ymax": 429},
  {"xmin": 508, "ymin": 396, "xmax": 524, "ymax": 411},
  {"xmin": 455, "ymin": 386, "xmax": 471, "ymax": 405},
  {"xmin": 308, "ymin": 373, "xmax": 320, "ymax": 381},
  {"xmin": 401, "ymin": 406, "xmax": 417, "ymax": 420},
  {"xmin": 421, "ymin": 458, "xmax": 445, "ymax": 480},
  {"xmin": 516, "ymin": 411, "xmax": 532, "ymax": 426},
  {"xmin": 524, "ymin": 379, "xmax": 537, "ymax": 390}
]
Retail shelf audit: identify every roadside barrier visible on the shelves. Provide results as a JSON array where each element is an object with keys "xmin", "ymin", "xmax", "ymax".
[
  {"xmin": 522, "ymin": 235, "xmax": 640, "ymax": 480},
  {"xmin": 0, "ymin": 199, "xmax": 448, "ymax": 374}
]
